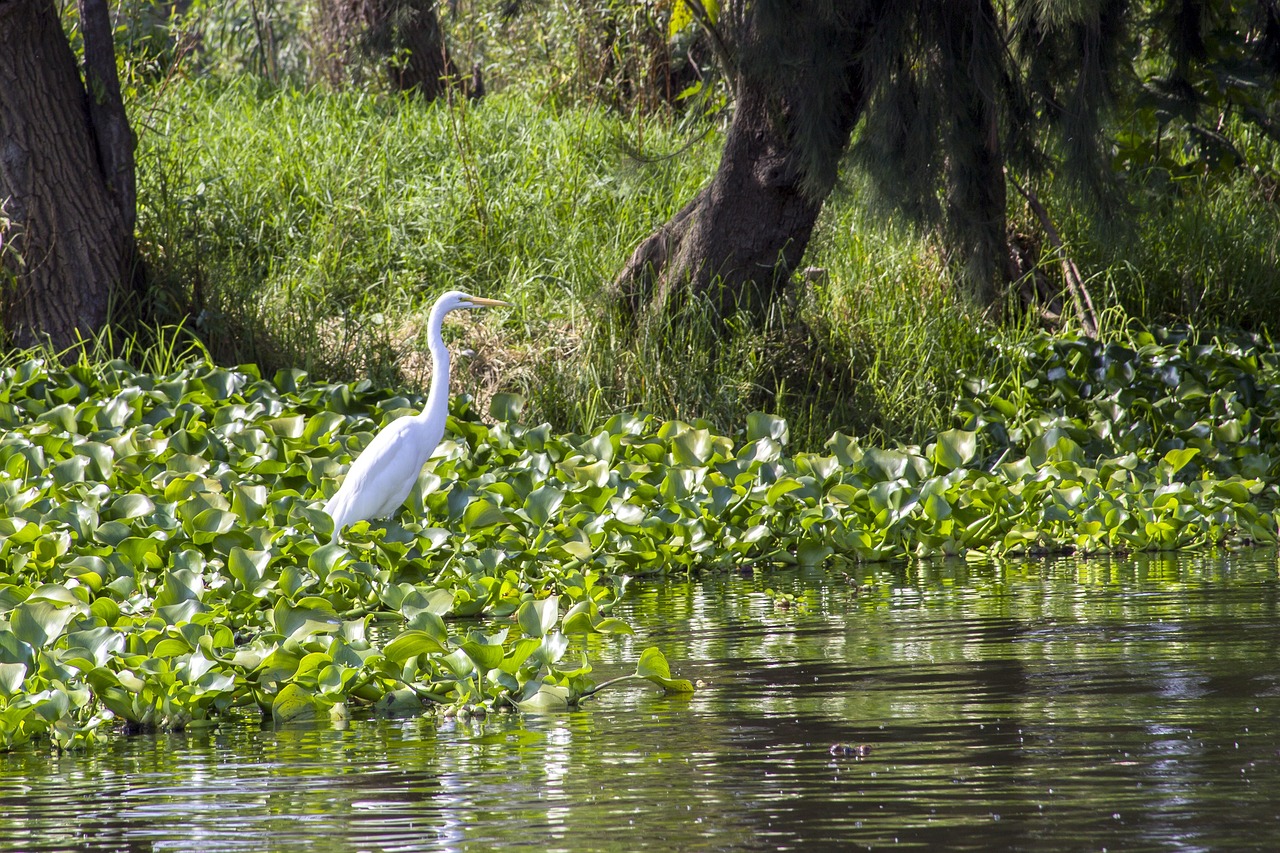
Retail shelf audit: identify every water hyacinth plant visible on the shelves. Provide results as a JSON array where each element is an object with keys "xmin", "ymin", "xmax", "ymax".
[{"xmin": 1, "ymin": 325, "xmax": 1277, "ymax": 750}]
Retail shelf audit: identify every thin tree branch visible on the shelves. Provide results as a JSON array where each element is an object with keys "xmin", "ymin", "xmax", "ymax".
[
  {"xmin": 683, "ymin": 0, "xmax": 736, "ymax": 95},
  {"xmin": 1007, "ymin": 171, "xmax": 1099, "ymax": 338}
]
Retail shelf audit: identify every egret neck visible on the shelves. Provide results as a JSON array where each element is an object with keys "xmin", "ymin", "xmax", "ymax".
[{"xmin": 422, "ymin": 298, "xmax": 453, "ymax": 421}]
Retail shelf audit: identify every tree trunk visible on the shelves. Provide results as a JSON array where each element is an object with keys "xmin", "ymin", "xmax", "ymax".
[
  {"xmin": 317, "ymin": 0, "xmax": 467, "ymax": 101},
  {"xmin": 385, "ymin": 0, "xmax": 458, "ymax": 99},
  {"xmin": 0, "ymin": 0, "xmax": 135, "ymax": 350},
  {"xmin": 612, "ymin": 13, "xmax": 864, "ymax": 325}
]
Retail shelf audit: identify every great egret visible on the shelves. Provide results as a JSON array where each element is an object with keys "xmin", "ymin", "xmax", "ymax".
[{"xmin": 323, "ymin": 290, "xmax": 511, "ymax": 537}]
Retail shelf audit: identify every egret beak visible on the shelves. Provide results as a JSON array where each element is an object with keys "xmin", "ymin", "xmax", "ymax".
[{"xmin": 463, "ymin": 296, "xmax": 512, "ymax": 308}]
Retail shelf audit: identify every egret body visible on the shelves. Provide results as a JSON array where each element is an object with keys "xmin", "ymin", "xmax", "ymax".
[{"xmin": 323, "ymin": 290, "xmax": 510, "ymax": 537}]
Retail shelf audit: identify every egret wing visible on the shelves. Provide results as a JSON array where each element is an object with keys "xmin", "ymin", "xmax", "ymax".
[{"xmin": 324, "ymin": 416, "xmax": 443, "ymax": 532}]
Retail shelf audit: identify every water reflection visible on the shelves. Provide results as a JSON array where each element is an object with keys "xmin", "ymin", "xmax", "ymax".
[{"xmin": 2, "ymin": 551, "xmax": 1279, "ymax": 851}]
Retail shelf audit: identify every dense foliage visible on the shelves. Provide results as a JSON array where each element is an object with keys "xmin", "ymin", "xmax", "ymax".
[{"xmin": 2, "ymin": 326, "xmax": 1277, "ymax": 750}]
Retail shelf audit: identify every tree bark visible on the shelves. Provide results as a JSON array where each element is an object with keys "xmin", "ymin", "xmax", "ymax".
[
  {"xmin": 0, "ymin": 0, "xmax": 135, "ymax": 349},
  {"xmin": 317, "ymin": 0, "xmax": 466, "ymax": 101},
  {"xmin": 612, "ymin": 11, "xmax": 865, "ymax": 325},
  {"xmin": 79, "ymin": 0, "xmax": 138, "ymax": 235},
  {"xmin": 385, "ymin": 0, "xmax": 458, "ymax": 99}
]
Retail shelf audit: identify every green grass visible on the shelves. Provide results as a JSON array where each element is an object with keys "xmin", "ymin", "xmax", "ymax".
[{"xmin": 133, "ymin": 78, "xmax": 1280, "ymax": 452}]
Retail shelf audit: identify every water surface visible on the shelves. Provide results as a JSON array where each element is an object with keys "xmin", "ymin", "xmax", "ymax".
[{"xmin": 4, "ymin": 552, "xmax": 1279, "ymax": 851}]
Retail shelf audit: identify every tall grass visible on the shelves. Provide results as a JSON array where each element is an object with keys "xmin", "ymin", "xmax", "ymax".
[{"xmin": 133, "ymin": 78, "xmax": 1280, "ymax": 451}]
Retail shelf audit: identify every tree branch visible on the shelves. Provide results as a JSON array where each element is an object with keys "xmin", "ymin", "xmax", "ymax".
[{"xmin": 1007, "ymin": 172, "xmax": 1099, "ymax": 338}]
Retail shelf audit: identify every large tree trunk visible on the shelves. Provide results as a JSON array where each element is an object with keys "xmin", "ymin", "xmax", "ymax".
[
  {"xmin": 0, "ymin": 0, "xmax": 136, "ymax": 350},
  {"xmin": 317, "ymin": 0, "xmax": 467, "ymax": 101},
  {"xmin": 384, "ymin": 0, "xmax": 458, "ymax": 98},
  {"xmin": 612, "ymin": 9, "xmax": 865, "ymax": 325}
]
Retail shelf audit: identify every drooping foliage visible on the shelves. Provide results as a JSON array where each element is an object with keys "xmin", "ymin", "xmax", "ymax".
[{"xmin": 719, "ymin": 0, "xmax": 1280, "ymax": 296}]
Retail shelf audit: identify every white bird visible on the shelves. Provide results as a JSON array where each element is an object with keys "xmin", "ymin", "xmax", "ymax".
[{"xmin": 323, "ymin": 290, "xmax": 511, "ymax": 537}]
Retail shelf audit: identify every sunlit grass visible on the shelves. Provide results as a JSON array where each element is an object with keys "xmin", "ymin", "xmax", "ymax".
[{"xmin": 133, "ymin": 79, "xmax": 1280, "ymax": 451}]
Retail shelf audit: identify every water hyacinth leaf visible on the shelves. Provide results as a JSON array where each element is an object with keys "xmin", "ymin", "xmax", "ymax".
[
  {"xmin": 374, "ymin": 687, "xmax": 424, "ymax": 717},
  {"xmin": 272, "ymin": 683, "xmax": 319, "ymax": 723},
  {"xmin": 517, "ymin": 682, "xmax": 574, "ymax": 711},
  {"xmin": 862, "ymin": 447, "xmax": 910, "ymax": 481},
  {"xmin": 489, "ymin": 392, "xmax": 525, "ymax": 423},
  {"xmin": 52, "ymin": 456, "xmax": 89, "ymax": 486},
  {"xmin": 308, "ymin": 543, "xmax": 348, "ymax": 577},
  {"xmin": 1162, "ymin": 447, "xmax": 1201, "ymax": 475},
  {"xmin": 671, "ymin": 429, "xmax": 713, "ymax": 466},
  {"xmin": 383, "ymin": 630, "xmax": 448, "ymax": 663},
  {"xmin": 190, "ymin": 508, "xmax": 237, "ymax": 543},
  {"xmin": 518, "ymin": 596, "xmax": 560, "ymax": 638},
  {"xmin": 10, "ymin": 599, "xmax": 81, "ymax": 649},
  {"xmin": 532, "ymin": 632, "xmax": 569, "ymax": 667},
  {"xmin": 273, "ymin": 600, "xmax": 342, "ymax": 644},
  {"xmin": 560, "ymin": 600, "xmax": 597, "ymax": 635},
  {"xmin": 461, "ymin": 632, "xmax": 507, "ymax": 672},
  {"xmin": 0, "ymin": 663, "xmax": 27, "ymax": 697},
  {"xmin": 463, "ymin": 498, "xmax": 508, "ymax": 531},
  {"xmin": 110, "ymin": 494, "xmax": 155, "ymax": 520},
  {"xmin": 442, "ymin": 648, "xmax": 477, "ymax": 678},
  {"xmin": 931, "ymin": 429, "xmax": 977, "ymax": 469},
  {"xmin": 64, "ymin": 627, "xmax": 125, "ymax": 668},
  {"xmin": 634, "ymin": 648, "xmax": 695, "ymax": 694},
  {"xmin": 747, "ymin": 412, "xmax": 789, "ymax": 445},
  {"xmin": 228, "ymin": 547, "xmax": 271, "ymax": 588}
]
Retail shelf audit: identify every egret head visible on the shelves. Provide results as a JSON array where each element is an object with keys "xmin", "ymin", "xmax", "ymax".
[{"xmin": 435, "ymin": 290, "xmax": 512, "ymax": 313}]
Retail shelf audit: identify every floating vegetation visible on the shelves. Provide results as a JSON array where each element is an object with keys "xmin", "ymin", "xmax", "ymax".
[{"xmin": 1, "ymin": 326, "xmax": 1277, "ymax": 751}]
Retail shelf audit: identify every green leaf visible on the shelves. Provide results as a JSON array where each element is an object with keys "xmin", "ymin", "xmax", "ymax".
[
  {"xmin": 272, "ymin": 683, "xmax": 318, "ymax": 723},
  {"xmin": 383, "ymin": 630, "xmax": 448, "ymax": 662},
  {"xmin": 932, "ymin": 429, "xmax": 977, "ymax": 469},
  {"xmin": 461, "ymin": 638, "xmax": 505, "ymax": 672},
  {"xmin": 489, "ymin": 392, "xmax": 525, "ymax": 422},
  {"xmin": 110, "ymin": 493, "xmax": 155, "ymax": 520},
  {"xmin": 517, "ymin": 596, "xmax": 560, "ymax": 638},
  {"xmin": 746, "ymin": 412, "xmax": 789, "ymax": 445},
  {"xmin": 0, "ymin": 663, "xmax": 27, "ymax": 697},
  {"xmin": 524, "ymin": 485, "xmax": 564, "ymax": 526},
  {"xmin": 1162, "ymin": 447, "xmax": 1201, "ymax": 475},
  {"xmin": 10, "ymin": 599, "xmax": 80, "ymax": 649},
  {"xmin": 517, "ymin": 683, "xmax": 574, "ymax": 711},
  {"xmin": 634, "ymin": 647, "xmax": 695, "ymax": 694},
  {"xmin": 463, "ymin": 498, "xmax": 508, "ymax": 531}
]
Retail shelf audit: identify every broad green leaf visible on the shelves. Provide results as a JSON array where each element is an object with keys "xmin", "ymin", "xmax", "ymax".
[
  {"xmin": 518, "ymin": 596, "xmax": 560, "ymax": 638},
  {"xmin": 489, "ymin": 392, "xmax": 525, "ymax": 422},
  {"xmin": 746, "ymin": 412, "xmax": 789, "ymax": 445},
  {"xmin": 383, "ymin": 630, "xmax": 448, "ymax": 662},
  {"xmin": 0, "ymin": 662, "xmax": 27, "ymax": 697},
  {"xmin": 932, "ymin": 429, "xmax": 977, "ymax": 469},
  {"xmin": 272, "ymin": 683, "xmax": 318, "ymax": 723},
  {"xmin": 517, "ymin": 683, "xmax": 574, "ymax": 711},
  {"xmin": 10, "ymin": 599, "xmax": 80, "ymax": 649},
  {"xmin": 463, "ymin": 498, "xmax": 508, "ymax": 530},
  {"xmin": 525, "ymin": 485, "xmax": 564, "ymax": 526},
  {"xmin": 634, "ymin": 647, "xmax": 695, "ymax": 694}
]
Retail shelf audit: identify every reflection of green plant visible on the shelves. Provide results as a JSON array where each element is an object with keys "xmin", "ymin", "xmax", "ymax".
[{"xmin": 762, "ymin": 587, "xmax": 808, "ymax": 613}]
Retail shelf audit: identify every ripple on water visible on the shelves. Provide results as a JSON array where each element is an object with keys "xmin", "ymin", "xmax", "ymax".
[{"xmin": 3, "ymin": 552, "xmax": 1280, "ymax": 851}]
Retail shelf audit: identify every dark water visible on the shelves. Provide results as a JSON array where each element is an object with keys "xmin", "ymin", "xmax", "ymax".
[{"xmin": 4, "ymin": 552, "xmax": 1280, "ymax": 852}]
